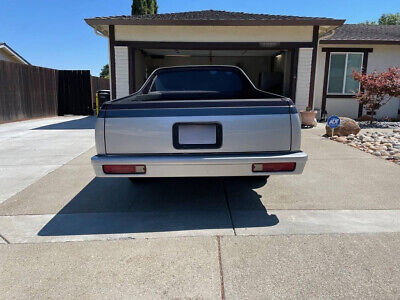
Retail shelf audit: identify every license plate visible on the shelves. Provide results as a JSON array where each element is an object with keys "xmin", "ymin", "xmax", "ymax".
[{"xmin": 178, "ymin": 124, "xmax": 217, "ymax": 145}]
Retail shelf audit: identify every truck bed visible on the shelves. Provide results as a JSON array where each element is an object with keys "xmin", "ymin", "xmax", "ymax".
[
  {"xmin": 97, "ymin": 97, "xmax": 299, "ymax": 155},
  {"xmin": 92, "ymin": 65, "xmax": 307, "ymax": 177}
]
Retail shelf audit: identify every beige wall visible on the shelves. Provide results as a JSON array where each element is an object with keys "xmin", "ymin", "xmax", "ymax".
[
  {"xmin": 115, "ymin": 25, "xmax": 314, "ymax": 43},
  {"xmin": 314, "ymin": 44, "xmax": 400, "ymax": 119},
  {"xmin": 0, "ymin": 49, "xmax": 13, "ymax": 62},
  {"xmin": 295, "ymin": 48, "xmax": 313, "ymax": 111},
  {"xmin": 115, "ymin": 46, "xmax": 129, "ymax": 98},
  {"xmin": 0, "ymin": 49, "xmax": 22, "ymax": 63}
]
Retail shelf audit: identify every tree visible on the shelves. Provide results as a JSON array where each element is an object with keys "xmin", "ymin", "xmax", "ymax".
[
  {"xmin": 132, "ymin": 0, "xmax": 158, "ymax": 15},
  {"xmin": 147, "ymin": 0, "xmax": 158, "ymax": 14},
  {"xmin": 131, "ymin": 0, "xmax": 147, "ymax": 15},
  {"xmin": 352, "ymin": 67, "xmax": 400, "ymax": 123},
  {"xmin": 378, "ymin": 13, "xmax": 400, "ymax": 25},
  {"xmin": 100, "ymin": 64, "xmax": 109, "ymax": 79},
  {"xmin": 360, "ymin": 12, "xmax": 400, "ymax": 25}
]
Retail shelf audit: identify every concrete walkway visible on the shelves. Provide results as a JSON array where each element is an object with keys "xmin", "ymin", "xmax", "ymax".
[{"xmin": 0, "ymin": 119, "xmax": 399, "ymax": 298}]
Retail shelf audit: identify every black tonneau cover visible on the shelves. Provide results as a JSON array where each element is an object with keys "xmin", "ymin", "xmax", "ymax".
[{"xmin": 113, "ymin": 89, "xmax": 282, "ymax": 105}]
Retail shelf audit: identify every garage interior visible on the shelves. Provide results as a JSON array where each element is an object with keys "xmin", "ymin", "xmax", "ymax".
[{"xmin": 133, "ymin": 49, "xmax": 294, "ymax": 97}]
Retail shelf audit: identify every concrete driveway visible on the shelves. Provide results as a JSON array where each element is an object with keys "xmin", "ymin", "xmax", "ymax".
[
  {"xmin": 0, "ymin": 116, "xmax": 95, "ymax": 203},
  {"xmin": 0, "ymin": 117, "xmax": 399, "ymax": 299}
]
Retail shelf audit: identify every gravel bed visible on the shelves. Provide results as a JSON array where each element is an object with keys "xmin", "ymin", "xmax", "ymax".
[
  {"xmin": 329, "ymin": 128, "xmax": 400, "ymax": 165},
  {"xmin": 358, "ymin": 121, "xmax": 400, "ymax": 129}
]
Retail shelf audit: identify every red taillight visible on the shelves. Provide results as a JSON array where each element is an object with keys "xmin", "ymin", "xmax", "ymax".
[
  {"xmin": 102, "ymin": 165, "xmax": 146, "ymax": 174},
  {"xmin": 252, "ymin": 162, "xmax": 296, "ymax": 172}
]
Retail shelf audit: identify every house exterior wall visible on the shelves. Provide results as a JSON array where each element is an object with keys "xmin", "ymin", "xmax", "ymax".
[
  {"xmin": 115, "ymin": 25, "xmax": 314, "ymax": 42},
  {"xmin": 110, "ymin": 24, "xmax": 399, "ymax": 120},
  {"xmin": 0, "ymin": 49, "xmax": 21, "ymax": 63},
  {"xmin": 0, "ymin": 50, "xmax": 13, "ymax": 62},
  {"xmin": 295, "ymin": 48, "xmax": 313, "ymax": 111},
  {"xmin": 115, "ymin": 46, "xmax": 129, "ymax": 98},
  {"xmin": 111, "ymin": 25, "xmax": 315, "ymax": 98},
  {"xmin": 314, "ymin": 44, "xmax": 400, "ymax": 119}
]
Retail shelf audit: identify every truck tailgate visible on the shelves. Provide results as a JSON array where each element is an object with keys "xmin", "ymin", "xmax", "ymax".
[{"xmin": 103, "ymin": 99, "xmax": 292, "ymax": 154}]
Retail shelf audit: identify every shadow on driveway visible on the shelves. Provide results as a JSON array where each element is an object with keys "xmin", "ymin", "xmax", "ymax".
[
  {"xmin": 38, "ymin": 177, "xmax": 278, "ymax": 236},
  {"xmin": 32, "ymin": 116, "xmax": 95, "ymax": 130}
]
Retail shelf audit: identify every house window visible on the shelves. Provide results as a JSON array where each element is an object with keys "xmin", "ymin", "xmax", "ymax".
[{"xmin": 327, "ymin": 52, "xmax": 363, "ymax": 95}]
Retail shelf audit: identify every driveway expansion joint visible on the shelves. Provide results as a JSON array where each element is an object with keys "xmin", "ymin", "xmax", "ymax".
[
  {"xmin": 0, "ymin": 233, "xmax": 10, "ymax": 244},
  {"xmin": 216, "ymin": 236, "xmax": 226, "ymax": 300},
  {"xmin": 221, "ymin": 180, "xmax": 236, "ymax": 236}
]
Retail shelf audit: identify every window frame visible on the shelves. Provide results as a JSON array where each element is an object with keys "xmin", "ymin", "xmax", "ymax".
[{"xmin": 327, "ymin": 52, "xmax": 364, "ymax": 96}]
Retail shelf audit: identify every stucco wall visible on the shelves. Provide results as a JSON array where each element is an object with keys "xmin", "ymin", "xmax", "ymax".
[
  {"xmin": 0, "ymin": 49, "xmax": 13, "ymax": 62},
  {"xmin": 295, "ymin": 48, "xmax": 313, "ymax": 111},
  {"xmin": 314, "ymin": 44, "xmax": 400, "ymax": 119},
  {"xmin": 0, "ymin": 49, "xmax": 23, "ymax": 64},
  {"xmin": 115, "ymin": 25, "xmax": 314, "ymax": 43}
]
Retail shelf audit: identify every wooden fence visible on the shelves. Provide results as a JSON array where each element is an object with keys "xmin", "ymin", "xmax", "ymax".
[
  {"xmin": 90, "ymin": 76, "xmax": 110, "ymax": 108},
  {"xmin": 0, "ymin": 60, "xmax": 110, "ymax": 123},
  {"xmin": 57, "ymin": 70, "xmax": 92, "ymax": 116},
  {"xmin": 0, "ymin": 61, "xmax": 58, "ymax": 123}
]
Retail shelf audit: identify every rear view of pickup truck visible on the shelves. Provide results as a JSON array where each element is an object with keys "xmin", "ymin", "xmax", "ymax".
[{"xmin": 92, "ymin": 65, "xmax": 307, "ymax": 177}]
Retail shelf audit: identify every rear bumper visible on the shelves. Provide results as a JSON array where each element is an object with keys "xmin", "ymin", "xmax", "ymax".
[{"xmin": 91, "ymin": 151, "xmax": 308, "ymax": 177}]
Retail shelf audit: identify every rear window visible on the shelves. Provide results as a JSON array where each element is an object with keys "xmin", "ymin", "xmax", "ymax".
[{"xmin": 150, "ymin": 69, "xmax": 243, "ymax": 92}]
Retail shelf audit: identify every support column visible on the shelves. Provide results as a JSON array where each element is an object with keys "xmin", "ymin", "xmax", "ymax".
[
  {"xmin": 109, "ymin": 25, "xmax": 116, "ymax": 99},
  {"xmin": 308, "ymin": 25, "xmax": 319, "ymax": 108}
]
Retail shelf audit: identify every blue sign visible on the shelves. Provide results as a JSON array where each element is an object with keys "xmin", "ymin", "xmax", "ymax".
[{"xmin": 327, "ymin": 115, "xmax": 341, "ymax": 129}]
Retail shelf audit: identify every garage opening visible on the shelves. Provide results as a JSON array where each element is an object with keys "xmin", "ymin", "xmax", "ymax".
[{"xmin": 133, "ymin": 49, "xmax": 295, "ymax": 98}]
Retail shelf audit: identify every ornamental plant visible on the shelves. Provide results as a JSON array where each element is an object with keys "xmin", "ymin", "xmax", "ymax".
[{"xmin": 352, "ymin": 67, "xmax": 400, "ymax": 123}]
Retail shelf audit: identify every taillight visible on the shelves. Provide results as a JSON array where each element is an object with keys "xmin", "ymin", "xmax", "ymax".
[
  {"xmin": 252, "ymin": 162, "xmax": 296, "ymax": 172},
  {"xmin": 103, "ymin": 165, "xmax": 146, "ymax": 174}
]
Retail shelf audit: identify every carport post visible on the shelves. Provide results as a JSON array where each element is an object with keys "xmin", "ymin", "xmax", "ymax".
[
  {"xmin": 109, "ymin": 25, "xmax": 116, "ymax": 100},
  {"xmin": 308, "ymin": 25, "xmax": 319, "ymax": 109}
]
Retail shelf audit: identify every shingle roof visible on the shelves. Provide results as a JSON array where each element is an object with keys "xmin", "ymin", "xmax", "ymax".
[
  {"xmin": 85, "ymin": 10, "xmax": 344, "ymax": 26},
  {"xmin": 321, "ymin": 24, "xmax": 400, "ymax": 44}
]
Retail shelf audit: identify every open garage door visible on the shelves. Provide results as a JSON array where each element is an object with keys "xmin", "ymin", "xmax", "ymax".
[{"xmin": 132, "ymin": 48, "xmax": 296, "ymax": 99}]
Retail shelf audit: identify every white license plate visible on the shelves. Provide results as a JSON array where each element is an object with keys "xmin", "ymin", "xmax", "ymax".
[{"xmin": 178, "ymin": 124, "xmax": 217, "ymax": 145}]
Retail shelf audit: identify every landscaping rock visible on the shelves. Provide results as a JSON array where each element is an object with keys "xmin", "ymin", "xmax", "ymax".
[
  {"xmin": 325, "ymin": 117, "xmax": 361, "ymax": 136},
  {"xmin": 359, "ymin": 121, "xmax": 400, "ymax": 129},
  {"xmin": 393, "ymin": 153, "xmax": 400, "ymax": 160},
  {"xmin": 329, "ymin": 129, "xmax": 400, "ymax": 165}
]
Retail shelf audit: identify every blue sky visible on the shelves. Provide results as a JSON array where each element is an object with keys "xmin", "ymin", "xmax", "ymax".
[{"xmin": 0, "ymin": 0, "xmax": 398, "ymax": 76}]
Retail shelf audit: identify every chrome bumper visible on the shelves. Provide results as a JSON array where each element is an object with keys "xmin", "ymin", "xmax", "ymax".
[{"xmin": 91, "ymin": 152, "xmax": 308, "ymax": 177}]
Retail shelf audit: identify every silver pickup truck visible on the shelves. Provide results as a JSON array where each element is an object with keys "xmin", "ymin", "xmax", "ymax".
[{"xmin": 92, "ymin": 65, "xmax": 307, "ymax": 178}]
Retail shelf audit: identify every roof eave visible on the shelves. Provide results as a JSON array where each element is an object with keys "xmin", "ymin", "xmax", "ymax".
[
  {"xmin": 320, "ymin": 39, "xmax": 400, "ymax": 45},
  {"xmin": 85, "ymin": 18, "xmax": 345, "ymax": 27}
]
